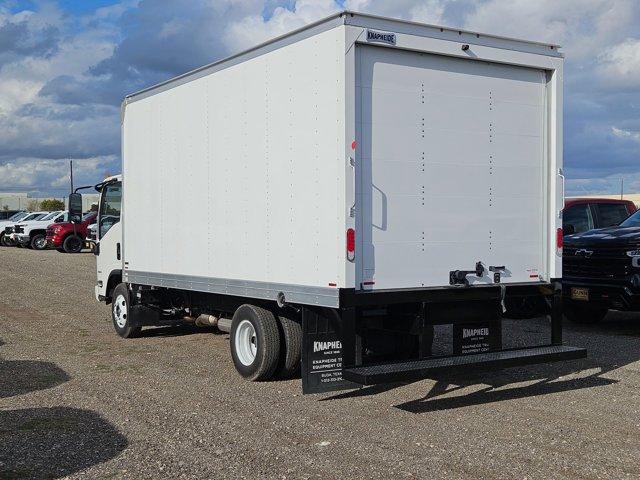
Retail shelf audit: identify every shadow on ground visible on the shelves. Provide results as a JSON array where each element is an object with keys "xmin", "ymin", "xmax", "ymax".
[
  {"xmin": 0, "ymin": 340, "xmax": 128, "ymax": 478},
  {"xmin": 324, "ymin": 312, "xmax": 640, "ymax": 412},
  {"xmin": 0, "ymin": 360, "xmax": 70, "ymax": 399},
  {"xmin": 0, "ymin": 338, "xmax": 70, "ymax": 399},
  {"xmin": 0, "ymin": 407, "xmax": 128, "ymax": 479}
]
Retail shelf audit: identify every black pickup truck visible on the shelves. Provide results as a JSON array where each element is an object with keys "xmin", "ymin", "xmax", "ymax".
[{"xmin": 563, "ymin": 209, "xmax": 640, "ymax": 323}]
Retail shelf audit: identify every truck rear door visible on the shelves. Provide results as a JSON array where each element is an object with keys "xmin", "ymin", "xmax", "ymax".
[{"xmin": 356, "ymin": 45, "xmax": 547, "ymax": 289}]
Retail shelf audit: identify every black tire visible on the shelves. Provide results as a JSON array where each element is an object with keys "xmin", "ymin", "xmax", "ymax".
[
  {"xmin": 56, "ymin": 248, "xmax": 66, "ymax": 253},
  {"xmin": 275, "ymin": 315, "xmax": 302, "ymax": 379},
  {"xmin": 0, "ymin": 233, "xmax": 5, "ymax": 246},
  {"xmin": 63, "ymin": 234, "xmax": 83, "ymax": 253},
  {"xmin": 1, "ymin": 234, "xmax": 15, "ymax": 247},
  {"xmin": 230, "ymin": 304, "xmax": 280, "ymax": 381},
  {"xmin": 111, "ymin": 283, "xmax": 142, "ymax": 338},
  {"xmin": 564, "ymin": 303, "xmax": 608, "ymax": 324},
  {"xmin": 30, "ymin": 233, "xmax": 47, "ymax": 250}
]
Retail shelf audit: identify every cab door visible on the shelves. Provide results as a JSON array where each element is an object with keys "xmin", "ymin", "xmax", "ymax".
[{"xmin": 96, "ymin": 181, "xmax": 122, "ymax": 300}]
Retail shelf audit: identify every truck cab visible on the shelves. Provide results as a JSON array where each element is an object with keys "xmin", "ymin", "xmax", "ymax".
[{"xmin": 91, "ymin": 176, "xmax": 122, "ymax": 303}]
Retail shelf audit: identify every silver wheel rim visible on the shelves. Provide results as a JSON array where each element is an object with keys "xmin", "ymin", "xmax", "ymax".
[
  {"xmin": 113, "ymin": 294, "xmax": 128, "ymax": 328},
  {"xmin": 34, "ymin": 237, "xmax": 46, "ymax": 249},
  {"xmin": 235, "ymin": 320, "xmax": 257, "ymax": 366}
]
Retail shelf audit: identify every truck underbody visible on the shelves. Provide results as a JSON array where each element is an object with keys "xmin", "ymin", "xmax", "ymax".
[{"xmin": 117, "ymin": 281, "xmax": 585, "ymax": 394}]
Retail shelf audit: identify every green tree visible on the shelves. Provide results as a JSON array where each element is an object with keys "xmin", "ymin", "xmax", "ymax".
[{"xmin": 40, "ymin": 199, "xmax": 65, "ymax": 211}]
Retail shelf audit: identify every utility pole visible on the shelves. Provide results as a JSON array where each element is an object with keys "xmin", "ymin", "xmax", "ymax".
[
  {"xmin": 70, "ymin": 160, "xmax": 74, "ymax": 194},
  {"xmin": 620, "ymin": 177, "xmax": 624, "ymax": 200}
]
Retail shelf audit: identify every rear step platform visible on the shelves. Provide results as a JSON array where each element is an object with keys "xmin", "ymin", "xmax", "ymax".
[{"xmin": 342, "ymin": 345, "xmax": 587, "ymax": 385}]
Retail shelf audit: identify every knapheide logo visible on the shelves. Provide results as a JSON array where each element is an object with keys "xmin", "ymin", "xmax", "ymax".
[
  {"xmin": 367, "ymin": 30, "xmax": 396, "ymax": 45},
  {"xmin": 462, "ymin": 327, "xmax": 489, "ymax": 339},
  {"xmin": 314, "ymin": 340, "xmax": 342, "ymax": 353}
]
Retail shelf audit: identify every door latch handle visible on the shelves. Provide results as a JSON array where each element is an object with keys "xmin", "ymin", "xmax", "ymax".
[
  {"xmin": 449, "ymin": 261, "xmax": 484, "ymax": 286},
  {"xmin": 117, "ymin": 242, "xmax": 121, "ymax": 260}
]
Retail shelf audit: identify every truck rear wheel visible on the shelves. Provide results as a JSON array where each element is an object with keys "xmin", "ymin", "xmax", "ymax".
[
  {"xmin": 30, "ymin": 233, "xmax": 47, "ymax": 250},
  {"xmin": 63, "ymin": 234, "xmax": 83, "ymax": 253},
  {"xmin": 111, "ymin": 283, "xmax": 142, "ymax": 338},
  {"xmin": 230, "ymin": 305, "xmax": 280, "ymax": 381},
  {"xmin": 564, "ymin": 303, "xmax": 608, "ymax": 324},
  {"xmin": 276, "ymin": 315, "xmax": 302, "ymax": 378}
]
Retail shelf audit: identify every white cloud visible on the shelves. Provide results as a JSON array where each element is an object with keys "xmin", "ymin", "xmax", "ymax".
[
  {"xmin": 463, "ymin": 0, "xmax": 638, "ymax": 60},
  {"xmin": 0, "ymin": 156, "xmax": 117, "ymax": 193},
  {"xmin": 224, "ymin": 0, "xmax": 341, "ymax": 51},
  {"xmin": 598, "ymin": 37, "xmax": 640, "ymax": 88},
  {"xmin": 612, "ymin": 126, "xmax": 640, "ymax": 142}
]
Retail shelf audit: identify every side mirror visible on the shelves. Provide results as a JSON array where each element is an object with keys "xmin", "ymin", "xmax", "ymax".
[
  {"xmin": 68, "ymin": 193, "xmax": 83, "ymax": 224},
  {"xmin": 564, "ymin": 224, "xmax": 575, "ymax": 236}
]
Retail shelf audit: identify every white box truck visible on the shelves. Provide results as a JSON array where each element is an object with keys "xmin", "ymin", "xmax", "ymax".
[{"xmin": 71, "ymin": 12, "xmax": 585, "ymax": 394}]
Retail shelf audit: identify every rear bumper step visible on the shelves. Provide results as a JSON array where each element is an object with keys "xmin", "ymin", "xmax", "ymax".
[{"xmin": 342, "ymin": 345, "xmax": 587, "ymax": 385}]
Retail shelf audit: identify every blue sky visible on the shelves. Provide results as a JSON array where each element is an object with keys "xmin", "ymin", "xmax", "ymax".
[{"xmin": 0, "ymin": 0, "xmax": 639, "ymax": 197}]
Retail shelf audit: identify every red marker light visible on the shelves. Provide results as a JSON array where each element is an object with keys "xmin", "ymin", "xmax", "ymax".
[
  {"xmin": 346, "ymin": 228, "xmax": 355, "ymax": 262},
  {"xmin": 351, "ymin": 140, "xmax": 357, "ymax": 150},
  {"xmin": 556, "ymin": 228, "xmax": 563, "ymax": 254}
]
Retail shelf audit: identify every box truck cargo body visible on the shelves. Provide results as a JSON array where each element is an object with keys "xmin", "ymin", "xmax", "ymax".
[{"xmin": 85, "ymin": 12, "xmax": 585, "ymax": 394}]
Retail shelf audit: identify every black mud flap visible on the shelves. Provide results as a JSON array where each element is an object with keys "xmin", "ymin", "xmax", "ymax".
[
  {"xmin": 301, "ymin": 307, "xmax": 359, "ymax": 394},
  {"xmin": 128, "ymin": 304, "xmax": 161, "ymax": 327}
]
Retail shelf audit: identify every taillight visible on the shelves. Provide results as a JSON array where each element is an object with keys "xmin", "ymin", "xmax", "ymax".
[
  {"xmin": 556, "ymin": 228, "xmax": 563, "ymax": 255},
  {"xmin": 346, "ymin": 228, "xmax": 355, "ymax": 262}
]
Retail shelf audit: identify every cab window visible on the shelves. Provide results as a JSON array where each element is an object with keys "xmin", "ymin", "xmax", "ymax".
[
  {"xmin": 563, "ymin": 204, "xmax": 594, "ymax": 235},
  {"xmin": 99, "ymin": 182, "xmax": 122, "ymax": 239},
  {"xmin": 595, "ymin": 203, "xmax": 630, "ymax": 228}
]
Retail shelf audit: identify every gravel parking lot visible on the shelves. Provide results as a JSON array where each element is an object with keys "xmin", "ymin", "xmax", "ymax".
[{"xmin": 1, "ymin": 248, "xmax": 640, "ymax": 479}]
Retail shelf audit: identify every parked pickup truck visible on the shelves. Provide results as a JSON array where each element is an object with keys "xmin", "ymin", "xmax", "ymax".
[
  {"xmin": 563, "ymin": 198, "xmax": 636, "ymax": 235},
  {"xmin": 563, "ymin": 209, "xmax": 640, "ymax": 323},
  {"xmin": 11, "ymin": 210, "xmax": 68, "ymax": 250},
  {"xmin": 1, "ymin": 212, "xmax": 48, "ymax": 246},
  {"xmin": 46, "ymin": 212, "xmax": 97, "ymax": 253},
  {"xmin": 0, "ymin": 211, "xmax": 27, "ymax": 245}
]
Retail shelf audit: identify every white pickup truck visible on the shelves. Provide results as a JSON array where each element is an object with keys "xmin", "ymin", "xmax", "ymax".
[
  {"xmin": 10, "ymin": 211, "xmax": 68, "ymax": 250},
  {"xmin": 1, "ymin": 212, "xmax": 48, "ymax": 247}
]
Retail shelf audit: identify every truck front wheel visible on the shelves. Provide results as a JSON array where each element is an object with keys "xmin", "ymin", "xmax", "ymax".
[
  {"xmin": 111, "ymin": 283, "xmax": 142, "ymax": 338},
  {"xmin": 230, "ymin": 305, "xmax": 280, "ymax": 381}
]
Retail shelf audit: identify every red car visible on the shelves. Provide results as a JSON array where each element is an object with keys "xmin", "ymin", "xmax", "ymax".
[
  {"xmin": 563, "ymin": 198, "xmax": 637, "ymax": 235},
  {"xmin": 46, "ymin": 212, "xmax": 97, "ymax": 253}
]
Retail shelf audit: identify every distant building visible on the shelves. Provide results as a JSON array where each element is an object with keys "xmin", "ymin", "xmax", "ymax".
[{"xmin": 0, "ymin": 192, "xmax": 100, "ymax": 212}]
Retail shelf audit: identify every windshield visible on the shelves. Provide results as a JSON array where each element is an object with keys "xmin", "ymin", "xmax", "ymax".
[
  {"xmin": 82, "ymin": 213, "xmax": 95, "ymax": 222},
  {"xmin": 8, "ymin": 212, "xmax": 27, "ymax": 221},
  {"xmin": 40, "ymin": 211, "xmax": 60, "ymax": 221},
  {"xmin": 23, "ymin": 213, "xmax": 45, "ymax": 222},
  {"xmin": 620, "ymin": 210, "xmax": 640, "ymax": 228}
]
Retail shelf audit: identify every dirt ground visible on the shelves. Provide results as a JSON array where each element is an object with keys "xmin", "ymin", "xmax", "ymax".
[{"xmin": 1, "ymin": 247, "xmax": 640, "ymax": 479}]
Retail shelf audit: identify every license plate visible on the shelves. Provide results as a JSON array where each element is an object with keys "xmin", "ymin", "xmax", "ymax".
[{"xmin": 571, "ymin": 287, "xmax": 589, "ymax": 301}]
